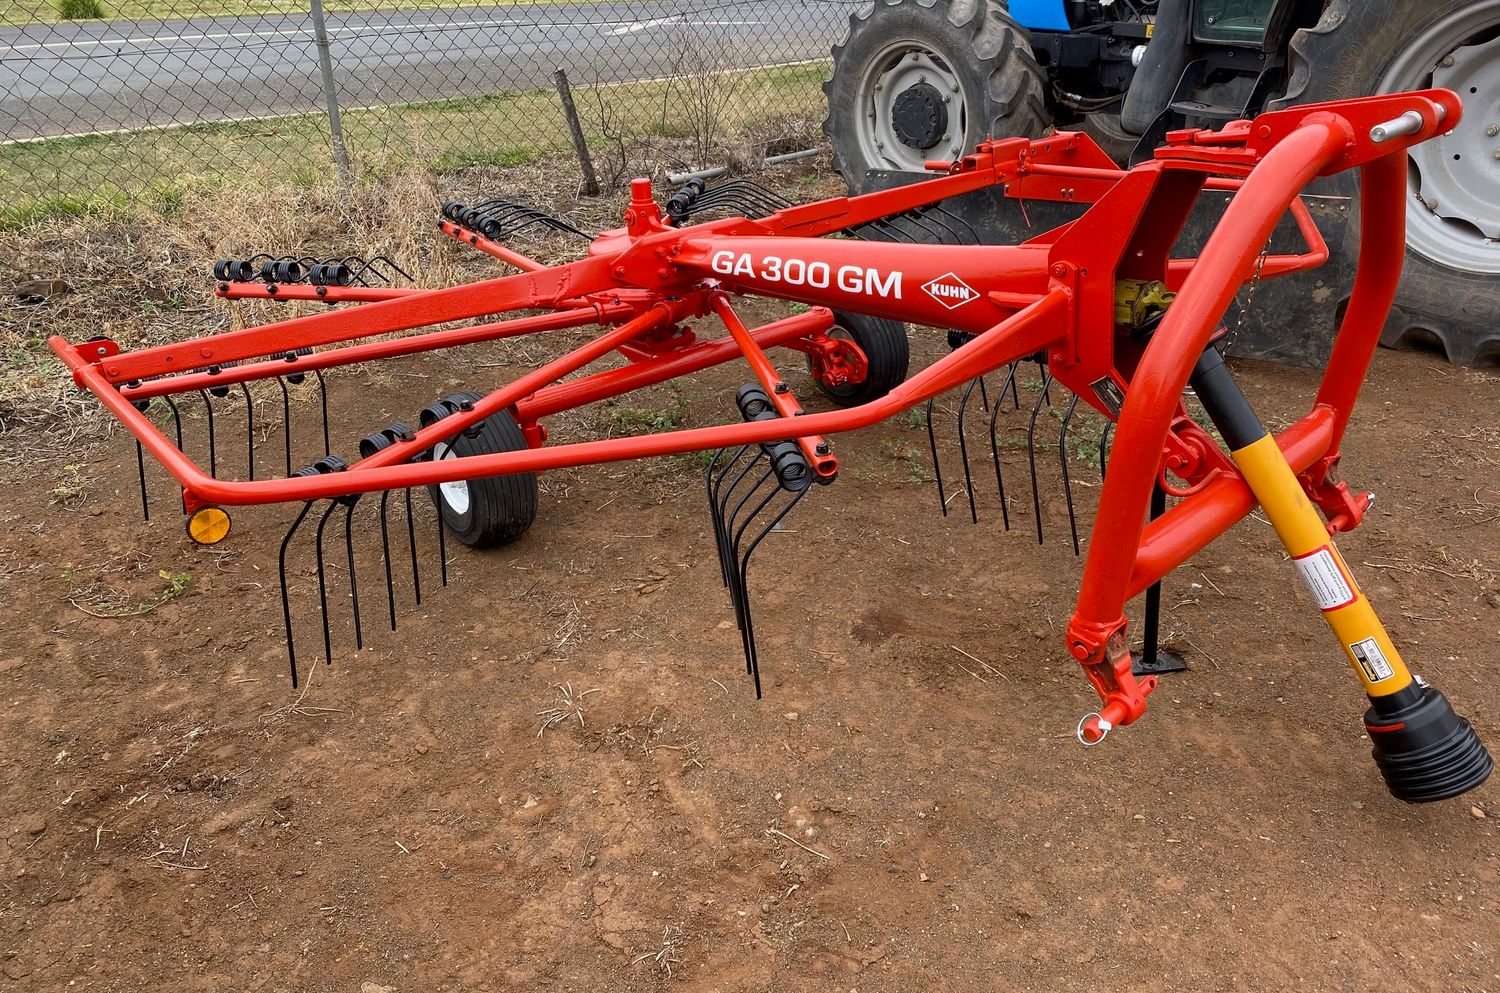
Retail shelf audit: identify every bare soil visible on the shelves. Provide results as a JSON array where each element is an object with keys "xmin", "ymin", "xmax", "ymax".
[{"xmin": 2, "ymin": 311, "xmax": 1498, "ymax": 993}]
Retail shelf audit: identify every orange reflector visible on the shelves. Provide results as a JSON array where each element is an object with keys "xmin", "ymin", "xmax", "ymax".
[{"xmin": 186, "ymin": 506, "xmax": 232, "ymax": 545}]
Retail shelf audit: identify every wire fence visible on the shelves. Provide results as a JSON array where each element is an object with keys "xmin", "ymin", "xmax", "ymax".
[{"xmin": 0, "ymin": 0, "xmax": 861, "ymax": 216}]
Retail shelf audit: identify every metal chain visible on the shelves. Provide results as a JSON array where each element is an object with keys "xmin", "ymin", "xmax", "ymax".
[{"xmin": 1225, "ymin": 240, "xmax": 1273, "ymax": 354}]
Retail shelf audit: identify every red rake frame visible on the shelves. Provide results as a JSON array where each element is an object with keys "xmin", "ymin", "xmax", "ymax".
[{"xmin": 51, "ymin": 89, "xmax": 1464, "ymax": 756}]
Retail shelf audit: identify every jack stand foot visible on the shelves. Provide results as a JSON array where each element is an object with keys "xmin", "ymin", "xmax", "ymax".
[{"xmin": 1132, "ymin": 646, "xmax": 1189, "ymax": 677}]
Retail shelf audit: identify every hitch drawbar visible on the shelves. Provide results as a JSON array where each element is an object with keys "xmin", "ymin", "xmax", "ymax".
[{"xmin": 1187, "ymin": 348, "xmax": 1492, "ymax": 802}]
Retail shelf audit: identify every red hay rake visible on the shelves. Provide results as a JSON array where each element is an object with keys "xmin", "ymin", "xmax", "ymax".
[{"xmin": 52, "ymin": 89, "xmax": 1492, "ymax": 802}]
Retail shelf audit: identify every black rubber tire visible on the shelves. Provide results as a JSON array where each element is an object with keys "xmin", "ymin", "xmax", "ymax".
[
  {"xmin": 809, "ymin": 310, "xmax": 911, "ymax": 406},
  {"xmin": 1079, "ymin": 111, "xmax": 1139, "ymax": 166},
  {"xmin": 423, "ymin": 395, "xmax": 537, "ymax": 549},
  {"xmin": 823, "ymin": 0, "xmax": 1050, "ymax": 193},
  {"xmin": 1274, "ymin": 0, "xmax": 1500, "ymax": 366}
]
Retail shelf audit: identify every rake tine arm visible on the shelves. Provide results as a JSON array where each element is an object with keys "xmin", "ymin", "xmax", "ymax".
[
  {"xmin": 123, "ymin": 306, "xmax": 629, "ymax": 402},
  {"xmin": 60, "ymin": 291, "xmax": 1069, "ymax": 509},
  {"xmin": 438, "ymin": 220, "xmax": 548, "ymax": 271},
  {"xmin": 709, "ymin": 293, "xmax": 835, "ymax": 480},
  {"xmin": 98, "ymin": 254, "xmax": 623, "ymax": 383}
]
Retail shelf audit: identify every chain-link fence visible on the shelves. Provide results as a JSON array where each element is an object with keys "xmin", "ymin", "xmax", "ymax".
[{"xmin": 0, "ymin": 0, "xmax": 861, "ymax": 217}]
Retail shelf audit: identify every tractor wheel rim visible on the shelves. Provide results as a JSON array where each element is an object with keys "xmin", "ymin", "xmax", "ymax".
[
  {"xmin": 1379, "ymin": 2, "xmax": 1500, "ymax": 274},
  {"xmin": 856, "ymin": 44, "xmax": 967, "ymax": 172},
  {"xmin": 434, "ymin": 443, "xmax": 471, "ymax": 516}
]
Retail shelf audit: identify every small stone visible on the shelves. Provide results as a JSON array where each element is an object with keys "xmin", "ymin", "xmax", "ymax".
[
  {"xmin": 20, "ymin": 814, "xmax": 45, "ymax": 836},
  {"xmin": 919, "ymin": 873, "xmax": 931, "ymax": 883},
  {"xmin": 1132, "ymin": 813, "xmax": 1145, "ymax": 820},
  {"xmin": 783, "ymin": 712, "xmax": 799, "ymax": 721},
  {"xmin": 1472, "ymin": 804, "xmax": 1487, "ymax": 820},
  {"xmin": 361, "ymin": 983, "xmax": 395, "ymax": 993},
  {"xmin": 413, "ymin": 743, "xmax": 428, "ymax": 755}
]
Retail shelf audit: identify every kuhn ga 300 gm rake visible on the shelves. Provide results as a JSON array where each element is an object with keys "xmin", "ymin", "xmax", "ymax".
[{"xmin": 52, "ymin": 90, "xmax": 1492, "ymax": 802}]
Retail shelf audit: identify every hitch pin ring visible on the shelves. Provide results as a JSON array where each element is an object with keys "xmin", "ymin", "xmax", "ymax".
[{"xmin": 1076, "ymin": 712, "xmax": 1112, "ymax": 747}]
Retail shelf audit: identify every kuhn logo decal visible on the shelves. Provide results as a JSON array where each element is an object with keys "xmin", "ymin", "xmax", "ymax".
[{"xmin": 922, "ymin": 272, "xmax": 978, "ymax": 309}]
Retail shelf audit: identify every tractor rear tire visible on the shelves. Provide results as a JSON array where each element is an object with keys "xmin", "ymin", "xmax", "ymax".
[
  {"xmin": 823, "ymin": 0, "xmax": 1049, "ymax": 192},
  {"xmin": 1276, "ymin": 0, "xmax": 1500, "ymax": 366},
  {"xmin": 422, "ymin": 394, "xmax": 538, "ymax": 549},
  {"xmin": 809, "ymin": 311, "xmax": 911, "ymax": 407}
]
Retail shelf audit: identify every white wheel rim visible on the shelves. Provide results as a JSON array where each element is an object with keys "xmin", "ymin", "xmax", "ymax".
[
  {"xmin": 434, "ymin": 442, "xmax": 471, "ymax": 516},
  {"xmin": 1379, "ymin": 2, "xmax": 1500, "ymax": 274},
  {"xmin": 855, "ymin": 44, "xmax": 968, "ymax": 172}
]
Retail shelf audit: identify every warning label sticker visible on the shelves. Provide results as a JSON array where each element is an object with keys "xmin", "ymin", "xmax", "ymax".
[
  {"xmin": 1292, "ymin": 546, "xmax": 1356, "ymax": 611},
  {"xmin": 1349, "ymin": 637, "xmax": 1396, "ymax": 684}
]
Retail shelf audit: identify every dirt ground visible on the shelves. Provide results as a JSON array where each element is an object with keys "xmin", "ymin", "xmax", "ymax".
[
  {"xmin": 1, "ymin": 161, "xmax": 1499, "ymax": 991},
  {"xmin": 2, "ymin": 311, "xmax": 1497, "ymax": 992}
]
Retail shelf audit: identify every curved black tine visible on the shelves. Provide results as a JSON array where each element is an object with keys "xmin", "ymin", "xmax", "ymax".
[
  {"xmin": 239, "ymin": 383, "xmax": 255, "ymax": 481},
  {"xmin": 196, "ymin": 391, "xmax": 218, "ymax": 479},
  {"xmin": 1099, "ymin": 422, "xmax": 1114, "ymax": 482},
  {"xmin": 925, "ymin": 397, "xmax": 947, "ymax": 516},
  {"xmin": 928, "ymin": 204, "xmax": 983, "ymax": 244},
  {"xmin": 276, "ymin": 377, "xmax": 294, "ymax": 477},
  {"xmin": 728, "ymin": 476, "xmax": 783, "ymax": 677},
  {"xmin": 404, "ymin": 488, "xmax": 422, "ymax": 606},
  {"xmin": 313, "ymin": 371, "xmax": 331, "ymax": 456},
  {"xmin": 312, "ymin": 501, "xmax": 339, "ymax": 666},
  {"xmin": 340, "ymin": 499, "xmax": 364, "ymax": 650},
  {"xmin": 379, "ymin": 490, "xmax": 397, "ymax": 631},
  {"xmin": 1007, "ymin": 361, "xmax": 1021, "ymax": 409},
  {"xmin": 135, "ymin": 441, "xmax": 150, "ymax": 521},
  {"xmin": 902, "ymin": 207, "xmax": 960, "ymax": 245},
  {"xmin": 162, "ymin": 395, "xmax": 186, "ymax": 513},
  {"xmin": 704, "ymin": 447, "xmax": 736, "ymax": 588},
  {"xmin": 714, "ymin": 449, "xmax": 765, "ymax": 573},
  {"xmin": 987, "ymin": 362, "xmax": 1021, "ymax": 533},
  {"xmin": 436, "ymin": 501, "xmax": 449, "ymax": 588},
  {"xmin": 978, "ymin": 374, "xmax": 990, "ymax": 413},
  {"xmin": 1037, "ymin": 358, "xmax": 1053, "ymax": 407},
  {"xmin": 736, "ymin": 487, "xmax": 810, "ymax": 698},
  {"xmin": 722, "ymin": 463, "xmax": 776, "ymax": 608},
  {"xmin": 1026, "ymin": 371, "xmax": 1055, "ymax": 545},
  {"xmin": 956, "ymin": 378, "xmax": 984, "ymax": 524},
  {"xmin": 1058, "ymin": 393, "xmax": 1082, "ymax": 556},
  {"xmin": 278, "ymin": 501, "xmax": 315, "ymax": 688},
  {"xmin": 723, "ymin": 465, "xmax": 780, "ymax": 627},
  {"xmin": 369, "ymin": 254, "xmax": 413, "ymax": 282}
]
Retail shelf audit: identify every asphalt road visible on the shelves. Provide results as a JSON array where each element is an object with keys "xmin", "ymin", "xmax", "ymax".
[{"xmin": 0, "ymin": 1, "xmax": 858, "ymax": 141}]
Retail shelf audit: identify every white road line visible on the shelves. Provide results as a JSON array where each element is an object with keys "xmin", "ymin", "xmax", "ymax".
[
  {"xmin": 0, "ymin": 56, "xmax": 829, "ymax": 146},
  {"xmin": 609, "ymin": 16, "xmax": 763, "ymax": 36},
  {"xmin": 4, "ymin": 16, "xmax": 536, "ymax": 53}
]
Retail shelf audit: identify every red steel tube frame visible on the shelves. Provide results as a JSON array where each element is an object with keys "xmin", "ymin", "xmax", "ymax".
[{"xmin": 47, "ymin": 90, "xmax": 1458, "ymax": 734}]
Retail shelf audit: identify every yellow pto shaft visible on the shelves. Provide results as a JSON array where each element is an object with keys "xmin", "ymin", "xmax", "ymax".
[{"xmin": 1187, "ymin": 347, "xmax": 1490, "ymax": 802}]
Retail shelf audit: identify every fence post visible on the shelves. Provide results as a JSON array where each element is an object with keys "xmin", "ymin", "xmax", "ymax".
[
  {"xmin": 553, "ymin": 69, "xmax": 601, "ymax": 197},
  {"xmin": 309, "ymin": 0, "xmax": 353, "ymax": 187}
]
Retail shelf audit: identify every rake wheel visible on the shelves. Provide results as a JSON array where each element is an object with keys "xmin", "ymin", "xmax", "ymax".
[
  {"xmin": 809, "ymin": 311, "xmax": 910, "ymax": 407},
  {"xmin": 423, "ymin": 394, "xmax": 537, "ymax": 549}
]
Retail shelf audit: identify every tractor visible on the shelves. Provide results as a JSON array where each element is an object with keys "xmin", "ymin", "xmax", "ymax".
[{"xmin": 824, "ymin": 0, "xmax": 1500, "ymax": 367}]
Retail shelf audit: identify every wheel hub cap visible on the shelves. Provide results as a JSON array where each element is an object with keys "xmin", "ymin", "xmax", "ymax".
[
  {"xmin": 891, "ymin": 81, "xmax": 949, "ymax": 149},
  {"xmin": 860, "ymin": 48, "xmax": 965, "ymax": 171}
]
